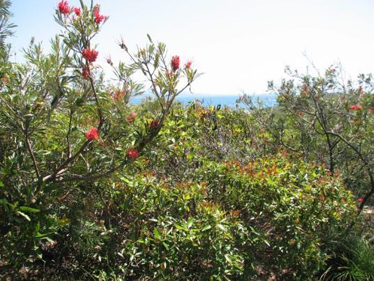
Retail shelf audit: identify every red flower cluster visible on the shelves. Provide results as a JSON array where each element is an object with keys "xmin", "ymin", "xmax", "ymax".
[
  {"xmin": 358, "ymin": 197, "xmax": 364, "ymax": 203},
  {"xmin": 82, "ymin": 48, "xmax": 98, "ymax": 63},
  {"xmin": 58, "ymin": 0, "xmax": 70, "ymax": 15},
  {"xmin": 127, "ymin": 149, "xmax": 139, "ymax": 159},
  {"xmin": 349, "ymin": 104, "xmax": 363, "ymax": 110},
  {"xmin": 73, "ymin": 7, "xmax": 81, "ymax": 16},
  {"xmin": 171, "ymin": 56, "xmax": 180, "ymax": 72},
  {"xmin": 85, "ymin": 127, "xmax": 99, "ymax": 141},
  {"xmin": 185, "ymin": 61, "xmax": 192, "ymax": 69},
  {"xmin": 93, "ymin": 6, "xmax": 106, "ymax": 24}
]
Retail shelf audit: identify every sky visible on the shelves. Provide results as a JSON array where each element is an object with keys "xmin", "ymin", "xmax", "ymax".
[{"xmin": 8, "ymin": 0, "xmax": 374, "ymax": 96}]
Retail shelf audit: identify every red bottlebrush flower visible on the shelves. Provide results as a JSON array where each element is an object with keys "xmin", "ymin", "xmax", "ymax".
[
  {"xmin": 126, "ymin": 112, "xmax": 137, "ymax": 123},
  {"xmin": 94, "ymin": 10, "xmax": 106, "ymax": 24},
  {"xmin": 349, "ymin": 104, "xmax": 363, "ymax": 110},
  {"xmin": 358, "ymin": 197, "xmax": 364, "ymax": 203},
  {"xmin": 73, "ymin": 7, "xmax": 81, "ymax": 16},
  {"xmin": 127, "ymin": 148, "xmax": 139, "ymax": 159},
  {"xmin": 185, "ymin": 60, "xmax": 192, "ymax": 69},
  {"xmin": 85, "ymin": 127, "xmax": 99, "ymax": 141},
  {"xmin": 58, "ymin": 0, "xmax": 70, "ymax": 15},
  {"xmin": 82, "ymin": 48, "xmax": 98, "ymax": 63},
  {"xmin": 171, "ymin": 56, "xmax": 180, "ymax": 72},
  {"xmin": 82, "ymin": 67, "xmax": 90, "ymax": 79}
]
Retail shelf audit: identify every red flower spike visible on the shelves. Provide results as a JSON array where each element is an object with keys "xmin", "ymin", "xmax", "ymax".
[
  {"xmin": 73, "ymin": 7, "xmax": 81, "ymax": 16},
  {"xmin": 127, "ymin": 149, "xmax": 139, "ymax": 160},
  {"xmin": 58, "ymin": 0, "xmax": 70, "ymax": 15},
  {"xmin": 171, "ymin": 56, "xmax": 180, "ymax": 72},
  {"xmin": 185, "ymin": 61, "xmax": 192, "ymax": 69},
  {"xmin": 85, "ymin": 127, "xmax": 99, "ymax": 141},
  {"xmin": 82, "ymin": 48, "xmax": 98, "ymax": 63},
  {"xmin": 349, "ymin": 104, "xmax": 363, "ymax": 111},
  {"xmin": 94, "ymin": 10, "xmax": 107, "ymax": 24}
]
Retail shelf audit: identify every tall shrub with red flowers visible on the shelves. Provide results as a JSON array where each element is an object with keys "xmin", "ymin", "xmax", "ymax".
[{"xmin": 0, "ymin": 0, "xmax": 199, "ymax": 273}]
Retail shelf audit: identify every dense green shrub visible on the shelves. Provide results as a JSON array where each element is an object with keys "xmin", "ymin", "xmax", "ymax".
[
  {"xmin": 195, "ymin": 154, "xmax": 356, "ymax": 279},
  {"xmin": 0, "ymin": 0, "xmax": 198, "ymax": 276}
]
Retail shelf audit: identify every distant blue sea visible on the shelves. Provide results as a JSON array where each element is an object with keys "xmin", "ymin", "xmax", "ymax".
[{"xmin": 131, "ymin": 94, "xmax": 277, "ymax": 108}]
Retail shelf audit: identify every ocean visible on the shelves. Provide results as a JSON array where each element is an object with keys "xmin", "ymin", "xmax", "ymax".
[{"xmin": 131, "ymin": 94, "xmax": 277, "ymax": 108}]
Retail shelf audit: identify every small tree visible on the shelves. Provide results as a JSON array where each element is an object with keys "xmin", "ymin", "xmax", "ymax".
[{"xmin": 249, "ymin": 65, "xmax": 374, "ymax": 214}]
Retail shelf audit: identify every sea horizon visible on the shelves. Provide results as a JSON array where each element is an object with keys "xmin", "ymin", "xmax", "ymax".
[{"xmin": 131, "ymin": 93, "xmax": 277, "ymax": 108}]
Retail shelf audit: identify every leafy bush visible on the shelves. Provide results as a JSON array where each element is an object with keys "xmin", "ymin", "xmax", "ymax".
[
  {"xmin": 243, "ymin": 65, "xmax": 374, "ymax": 209},
  {"xmin": 196, "ymin": 154, "xmax": 356, "ymax": 279},
  {"xmin": 0, "ymin": 0, "xmax": 198, "ymax": 275}
]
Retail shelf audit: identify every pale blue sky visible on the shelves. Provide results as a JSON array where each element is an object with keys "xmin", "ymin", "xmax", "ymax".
[{"xmin": 9, "ymin": 0, "xmax": 374, "ymax": 95}]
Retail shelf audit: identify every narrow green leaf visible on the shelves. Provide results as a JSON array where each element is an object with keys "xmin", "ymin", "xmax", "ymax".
[
  {"xmin": 153, "ymin": 228, "xmax": 161, "ymax": 240},
  {"xmin": 19, "ymin": 206, "xmax": 40, "ymax": 213}
]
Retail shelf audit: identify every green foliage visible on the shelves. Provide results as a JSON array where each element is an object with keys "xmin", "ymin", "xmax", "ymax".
[
  {"xmin": 243, "ymin": 65, "xmax": 374, "ymax": 209},
  {"xmin": 195, "ymin": 154, "xmax": 356, "ymax": 279},
  {"xmin": 113, "ymin": 176, "xmax": 249, "ymax": 279},
  {"xmin": 0, "ymin": 0, "xmax": 198, "ymax": 276},
  {"xmin": 0, "ymin": 1, "xmax": 369, "ymax": 279},
  {"xmin": 321, "ymin": 233, "xmax": 374, "ymax": 281}
]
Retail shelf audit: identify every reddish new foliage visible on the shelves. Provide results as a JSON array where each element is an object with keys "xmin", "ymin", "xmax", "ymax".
[
  {"xmin": 82, "ymin": 48, "xmax": 98, "ymax": 63},
  {"xmin": 349, "ymin": 104, "xmax": 363, "ymax": 110},
  {"xmin": 150, "ymin": 120, "xmax": 159, "ymax": 129},
  {"xmin": 85, "ymin": 127, "xmax": 99, "ymax": 141},
  {"xmin": 171, "ymin": 56, "xmax": 180, "ymax": 72},
  {"xmin": 113, "ymin": 90, "xmax": 125, "ymax": 101},
  {"xmin": 82, "ymin": 67, "xmax": 90, "ymax": 79},
  {"xmin": 126, "ymin": 112, "xmax": 137, "ymax": 123},
  {"xmin": 73, "ymin": 7, "xmax": 81, "ymax": 16},
  {"xmin": 127, "ymin": 149, "xmax": 139, "ymax": 159},
  {"xmin": 58, "ymin": 0, "xmax": 70, "ymax": 15}
]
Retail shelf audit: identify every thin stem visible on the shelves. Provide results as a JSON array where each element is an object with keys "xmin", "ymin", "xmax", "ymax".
[{"xmin": 25, "ymin": 132, "xmax": 40, "ymax": 179}]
